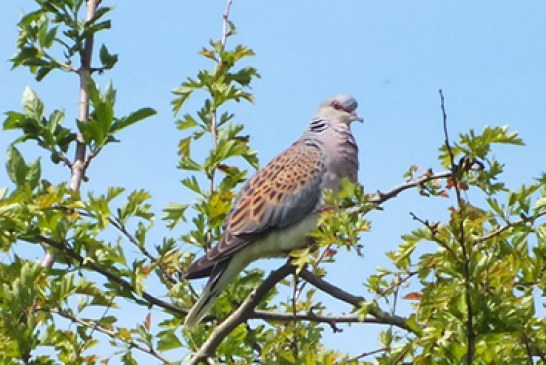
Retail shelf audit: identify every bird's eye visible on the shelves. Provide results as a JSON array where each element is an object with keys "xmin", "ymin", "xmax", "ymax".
[{"xmin": 331, "ymin": 100, "xmax": 343, "ymax": 110}]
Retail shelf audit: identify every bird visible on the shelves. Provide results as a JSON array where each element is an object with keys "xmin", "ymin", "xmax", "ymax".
[{"xmin": 184, "ymin": 94, "xmax": 362, "ymax": 329}]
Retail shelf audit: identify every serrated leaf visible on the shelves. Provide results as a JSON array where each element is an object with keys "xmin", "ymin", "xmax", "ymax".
[
  {"xmin": 162, "ymin": 203, "xmax": 189, "ymax": 229},
  {"xmin": 181, "ymin": 176, "xmax": 202, "ymax": 195},
  {"xmin": 176, "ymin": 114, "xmax": 199, "ymax": 131}
]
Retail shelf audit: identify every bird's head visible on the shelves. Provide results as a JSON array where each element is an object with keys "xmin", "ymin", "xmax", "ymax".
[{"xmin": 315, "ymin": 94, "xmax": 363, "ymax": 125}]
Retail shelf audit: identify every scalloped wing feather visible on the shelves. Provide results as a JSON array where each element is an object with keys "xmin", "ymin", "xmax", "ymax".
[{"xmin": 185, "ymin": 141, "xmax": 325, "ymax": 279}]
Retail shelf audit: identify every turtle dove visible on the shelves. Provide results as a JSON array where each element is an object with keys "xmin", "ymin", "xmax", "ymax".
[{"xmin": 184, "ymin": 94, "xmax": 362, "ymax": 329}]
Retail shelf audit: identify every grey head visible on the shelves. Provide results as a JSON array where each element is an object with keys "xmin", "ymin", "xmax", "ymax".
[{"xmin": 314, "ymin": 94, "xmax": 363, "ymax": 125}]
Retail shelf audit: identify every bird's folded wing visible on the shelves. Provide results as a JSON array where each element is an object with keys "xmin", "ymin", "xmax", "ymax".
[{"xmin": 185, "ymin": 141, "xmax": 325, "ymax": 278}]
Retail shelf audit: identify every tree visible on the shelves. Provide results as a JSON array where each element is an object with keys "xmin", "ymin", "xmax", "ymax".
[{"xmin": 1, "ymin": 0, "xmax": 545, "ymax": 364}]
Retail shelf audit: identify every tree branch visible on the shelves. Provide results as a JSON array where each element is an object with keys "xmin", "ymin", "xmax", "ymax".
[
  {"xmin": 251, "ymin": 310, "xmax": 394, "ymax": 326},
  {"xmin": 298, "ymin": 269, "xmax": 412, "ymax": 332},
  {"xmin": 221, "ymin": 0, "xmax": 234, "ymax": 48},
  {"xmin": 52, "ymin": 309, "xmax": 174, "ymax": 364},
  {"xmin": 367, "ymin": 170, "xmax": 452, "ymax": 207},
  {"xmin": 474, "ymin": 209, "xmax": 546, "ymax": 245},
  {"xmin": 108, "ymin": 216, "xmax": 178, "ymax": 285},
  {"xmin": 347, "ymin": 347, "xmax": 389, "ymax": 362},
  {"xmin": 38, "ymin": 235, "xmax": 187, "ymax": 317},
  {"xmin": 42, "ymin": 0, "xmax": 100, "ymax": 269},
  {"xmin": 188, "ymin": 262, "xmax": 295, "ymax": 364},
  {"xmin": 439, "ymin": 89, "xmax": 475, "ymax": 363}
]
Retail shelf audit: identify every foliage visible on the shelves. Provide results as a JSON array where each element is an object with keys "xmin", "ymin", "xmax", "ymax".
[{"xmin": 1, "ymin": 1, "xmax": 546, "ymax": 364}]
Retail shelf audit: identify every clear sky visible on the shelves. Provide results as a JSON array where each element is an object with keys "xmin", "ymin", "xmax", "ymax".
[{"xmin": 2, "ymin": 1, "xmax": 546, "ymax": 362}]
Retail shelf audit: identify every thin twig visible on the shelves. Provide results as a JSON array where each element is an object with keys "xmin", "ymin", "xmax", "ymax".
[
  {"xmin": 367, "ymin": 170, "xmax": 452, "ymax": 207},
  {"xmin": 38, "ymin": 235, "xmax": 187, "ymax": 317},
  {"xmin": 86, "ymin": 295, "xmax": 115, "ymax": 355},
  {"xmin": 293, "ymin": 244, "xmax": 333, "ymax": 304},
  {"xmin": 439, "ymin": 89, "xmax": 475, "ymax": 363},
  {"xmin": 522, "ymin": 335, "xmax": 534, "ymax": 365},
  {"xmin": 221, "ymin": 0, "xmax": 234, "ymax": 48},
  {"xmin": 474, "ymin": 209, "xmax": 546, "ymax": 245},
  {"xmin": 73, "ymin": 0, "xmax": 98, "ymax": 191},
  {"xmin": 53, "ymin": 309, "xmax": 174, "ymax": 364},
  {"xmin": 251, "ymin": 310, "xmax": 395, "ymax": 326},
  {"xmin": 347, "ymin": 347, "xmax": 389, "ymax": 362},
  {"xmin": 299, "ymin": 269, "xmax": 411, "ymax": 332},
  {"xmin": 203, "ymin": 0, "xmax": 234, "ymax": 250},
  {"xmin": 409, "ymin": 211, "xmax": 457, "ymax": 258},
  {"xmin": 108, "ymin": 217, "xmax": 177, "ymax": 285}
]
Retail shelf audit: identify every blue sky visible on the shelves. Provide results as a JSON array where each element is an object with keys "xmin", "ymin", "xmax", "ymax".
[{"xmin": 2, "ymin": 1, "xmax": 546, "ymax": 362}]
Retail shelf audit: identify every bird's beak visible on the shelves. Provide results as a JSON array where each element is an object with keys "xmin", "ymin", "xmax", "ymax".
[{"xmin": 351, "ymin": 112, "xmax": 364, "ymax": 123}]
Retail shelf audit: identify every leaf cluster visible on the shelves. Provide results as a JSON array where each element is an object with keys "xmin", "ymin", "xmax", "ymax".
[
  {"xmin": 12, "ymin": 0, "xmax": 117, "ymax": 80},
  {"xmin": 370, "ymin": 126, "xmax": 546, "ymax": 364}
]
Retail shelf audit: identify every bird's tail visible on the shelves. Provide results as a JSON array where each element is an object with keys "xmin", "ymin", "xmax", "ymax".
[{"xmin": 184, "ymin": 258, "xmax": 236, "ymax": 329}]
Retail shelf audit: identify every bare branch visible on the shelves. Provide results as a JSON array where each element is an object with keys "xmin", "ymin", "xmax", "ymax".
[
  {"xmin": 298, "ymin": 269, "xmax": 412, "ymax": 332},
  {"xmin": 367, "ymin": 170, "xmax": 452, "ymax": 207},
  {"xmin": 221, "ymin": 0, "xmax": 234, "ymax": 48},
  {"xmin": 251, "ymin": 310, "xmax": 395, "ymax": 327},
  {"xmin": 439, "ymin": 89, "xmax": 475, "ymax": 362},
  {"xmin": 347, "ymin": 347, "xmax": 389, "ymax": 362},
  {"xmin": 189, "ymin": 262, "xmax": 295, "ymax": 364}
]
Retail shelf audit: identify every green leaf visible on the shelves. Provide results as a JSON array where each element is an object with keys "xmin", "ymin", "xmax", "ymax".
[
  {"xmin": 6, "ymin": 146, "xmax": 28, "ymax": 186},
  {"xmin": 88, "ymin": 6, "xmax": 113, "ymax": 25},
  {"xmin": 2, "ymin": 111, "xmax": 25, "ymax": 130},
  {"xmin": 83, "ymin": 20, "xmax": 111, "ymax": 37},
  {"xmin": 162, "ymin": 203, "xmax": 189, "ymax": 229},
  {"xmin": 22, "ymin": 87, "xmax": 44, "ymax": 121},
  {"xmin": 43, "ymin": 26, "xmax": 57, "ymax": 48},
  {"xmin": 111, "ymin": 107, "xmax": 156, "ymax": 134},
  {"xmin": 36, "ymin": 65, "xmax": 53, "ymax": 81},
  {"xmin": 156, "ymin": 331, "xmax": 183, "ymax": 351},
  {"xmin": 99, "ymin": 43, "xmax": 118, "ymax": 70},
  {"xmin": 180, "ymin": 176, "xmax": 203, "ymax": 195},
  {"xmin": 175, "ymin": 114, "xmax": 199, "ymax": 131},
  {"xmin": 83, "ymin": 79, "xmax": 118, "ymax": 148},
  {"xmin": 26, "ymin": 158, "xmax": 41, "ymax": 189},
  {"xmin": 121, "ymin": 351, "xmax": 137, "ymax": 365}
]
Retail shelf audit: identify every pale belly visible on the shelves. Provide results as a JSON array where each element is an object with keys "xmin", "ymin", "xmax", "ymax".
[{"xmin": 229, "ymin": 212, "xmax": 319, "ymax": 271}]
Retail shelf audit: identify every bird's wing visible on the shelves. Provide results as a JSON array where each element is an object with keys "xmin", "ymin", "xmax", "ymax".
[{"xmin": 185, "ymin": 140, "xmax": 325, "ymax": 278}]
